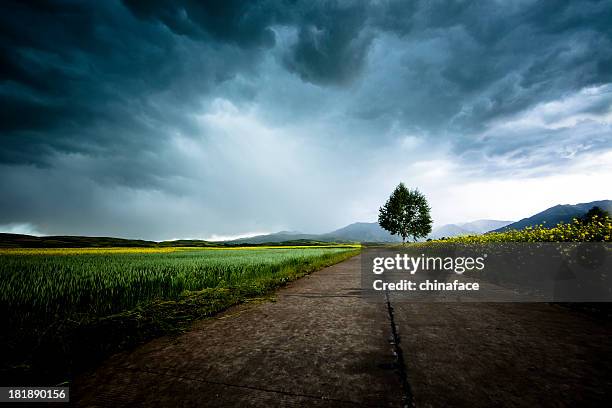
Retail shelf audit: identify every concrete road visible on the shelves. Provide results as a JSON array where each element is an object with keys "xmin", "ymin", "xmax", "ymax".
[{"xmin": 73, "ymin": 253, "xmax": 612, "ymax": 407}]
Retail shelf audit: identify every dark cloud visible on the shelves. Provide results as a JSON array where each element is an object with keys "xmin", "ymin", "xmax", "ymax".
[
  {"xmin": 373, "ymin": 0, "xmax": 612, "ymax": 133},
  {"xmin": 1, "ymin": 0, "xmax": 611, "ymax": 237},
  {"xmin": 121, "ymin": 0, "xmax": 376, "ymax": 85},
  {"xmin": 0, "ymin": 0, "xmax": 261, "ymax": 169},
  {"xmin": 123, "ymin": 0, "xmax": 278, "ymax": 48},
  {"xmin": 281, "ymin": 1, "xmax": 373, "ymax": 85}
]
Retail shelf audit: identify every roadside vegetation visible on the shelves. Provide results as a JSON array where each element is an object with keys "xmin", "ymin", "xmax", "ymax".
[
  {"xmin": 436, "ymin": 215, "xmax": 612, "ymax": 243},
  {"xmin": 429, "ymin": 212, "xmax": 612, "ymax": 318},
  {"xmin": 0, "ymin": 246, "xmax": 360, "ymax": 384}
]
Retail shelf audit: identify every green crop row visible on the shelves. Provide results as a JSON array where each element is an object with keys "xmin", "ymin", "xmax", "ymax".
[
  {"xmin": 0, "ymin": 246, "xmax": 360, "ymax": 383},
  {"xmin": 1, "ymin": 247, "xmax": 357, "ymax": 321}
]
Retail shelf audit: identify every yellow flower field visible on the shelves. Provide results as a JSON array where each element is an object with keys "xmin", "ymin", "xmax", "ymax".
[{"xmin": 438, "ymin": 216, "xmax": 612, "ymax": 243}]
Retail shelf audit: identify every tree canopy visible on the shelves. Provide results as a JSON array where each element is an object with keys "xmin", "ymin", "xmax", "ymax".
[
  {"xmin": 378, "ymin": 183, "xmax": 432, "ymax": 243},
  {"xmin": 582, "ymin": 206, "xmax": 610, "ymax": 224}
]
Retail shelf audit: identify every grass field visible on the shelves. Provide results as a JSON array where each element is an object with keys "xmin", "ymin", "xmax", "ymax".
[{"xmin": 0, "ymin": 245, "xmax": 360, "ymax": 383}]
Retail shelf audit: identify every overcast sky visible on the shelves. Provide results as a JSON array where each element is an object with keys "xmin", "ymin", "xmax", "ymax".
[{"xmin": 1, "ymin": 0, "xmax": 611, "ymax": 240}]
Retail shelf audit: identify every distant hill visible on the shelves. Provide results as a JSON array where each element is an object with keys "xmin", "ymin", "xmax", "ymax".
[
  {"xmin": 459, "ymin": 220, "xmax": 513, "ymax": 234},
  {"xmin": 0, "ymin": 233, "xmax": 335, "ymax": 248},
  {"xmin": 226, "ymin": 231, "xmax": 320, "ymax": 244},
  {"xmin": 428, "ymin": 224, "xmax": 473, "ymax": 239},
  {"xmin": 427, "ymin": 220, "xmax": 513, "ymax": 239},
  {"xmin": 226, "ymin": 224, "xmax": 400, "ymax": 244},
  {"xmin": 320, "ymin": 222, "xmax": 401, "ymax": 242},
  {"xmin": 4, "ymin": 200, "xmax": 608, "ymax": 247},
  {"xmin": 226, "ymin": 220, "xmax": 514, "ymax": 244},
  {"xmin": 0, "ymin": 233, "xmax": 158, "ymax": 248},
  {"xmin": 493, "ymin": 200, "xmax": 612, "ymax": 232}
]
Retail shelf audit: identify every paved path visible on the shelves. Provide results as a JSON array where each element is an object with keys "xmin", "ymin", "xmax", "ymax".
[{"xmin": 73, "ymin": 253, "xmax": 612, "ymax": 407}]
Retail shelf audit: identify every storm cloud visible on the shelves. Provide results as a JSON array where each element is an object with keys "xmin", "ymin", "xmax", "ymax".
[{"xmin": 1, "ymin": 0, "xmax": 611, "ymax": 239}]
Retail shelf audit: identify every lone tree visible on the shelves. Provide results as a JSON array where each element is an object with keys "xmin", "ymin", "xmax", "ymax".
[{"xmin": 378, "ymin": 183, "xmax": 432, "ymax": 243}]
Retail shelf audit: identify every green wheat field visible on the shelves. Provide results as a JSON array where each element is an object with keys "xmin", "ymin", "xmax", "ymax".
[{"xmin": 0, "ymin": 246, "xmax": 360, "ymax": 383}]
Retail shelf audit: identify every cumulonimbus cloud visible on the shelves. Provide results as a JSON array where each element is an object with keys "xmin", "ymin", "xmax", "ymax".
[{"xmin": 0, "ymin": 0, "xmax": 611, "ymax": 238}]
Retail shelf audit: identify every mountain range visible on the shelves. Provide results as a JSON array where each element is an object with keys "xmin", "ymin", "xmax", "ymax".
[
  {"xmin": 428, "ymin": 220, "xmax": 514, "ymax": 239},
  {"xmin": 227, "ymin": 219, "xmax": 514, "ymax": 244},
  {"xmin": 493, "ymin": 200, "xmax": 612, "ymax": 232},
  {"xmin": 228, "ymin": 200, "xmax": 610, "ymax": 243},
  {"xmin": 1, "ymin": 200, "xmax": 609, "ymax": 247},
  {"xmin": 229, "ymin": 223, "xmax": 406, "ymax": 244}
]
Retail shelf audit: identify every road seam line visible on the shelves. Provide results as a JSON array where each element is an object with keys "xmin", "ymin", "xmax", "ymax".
[{"xmin": 385, "ymin": 291, "xmax": 416, "ymax": 408}]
